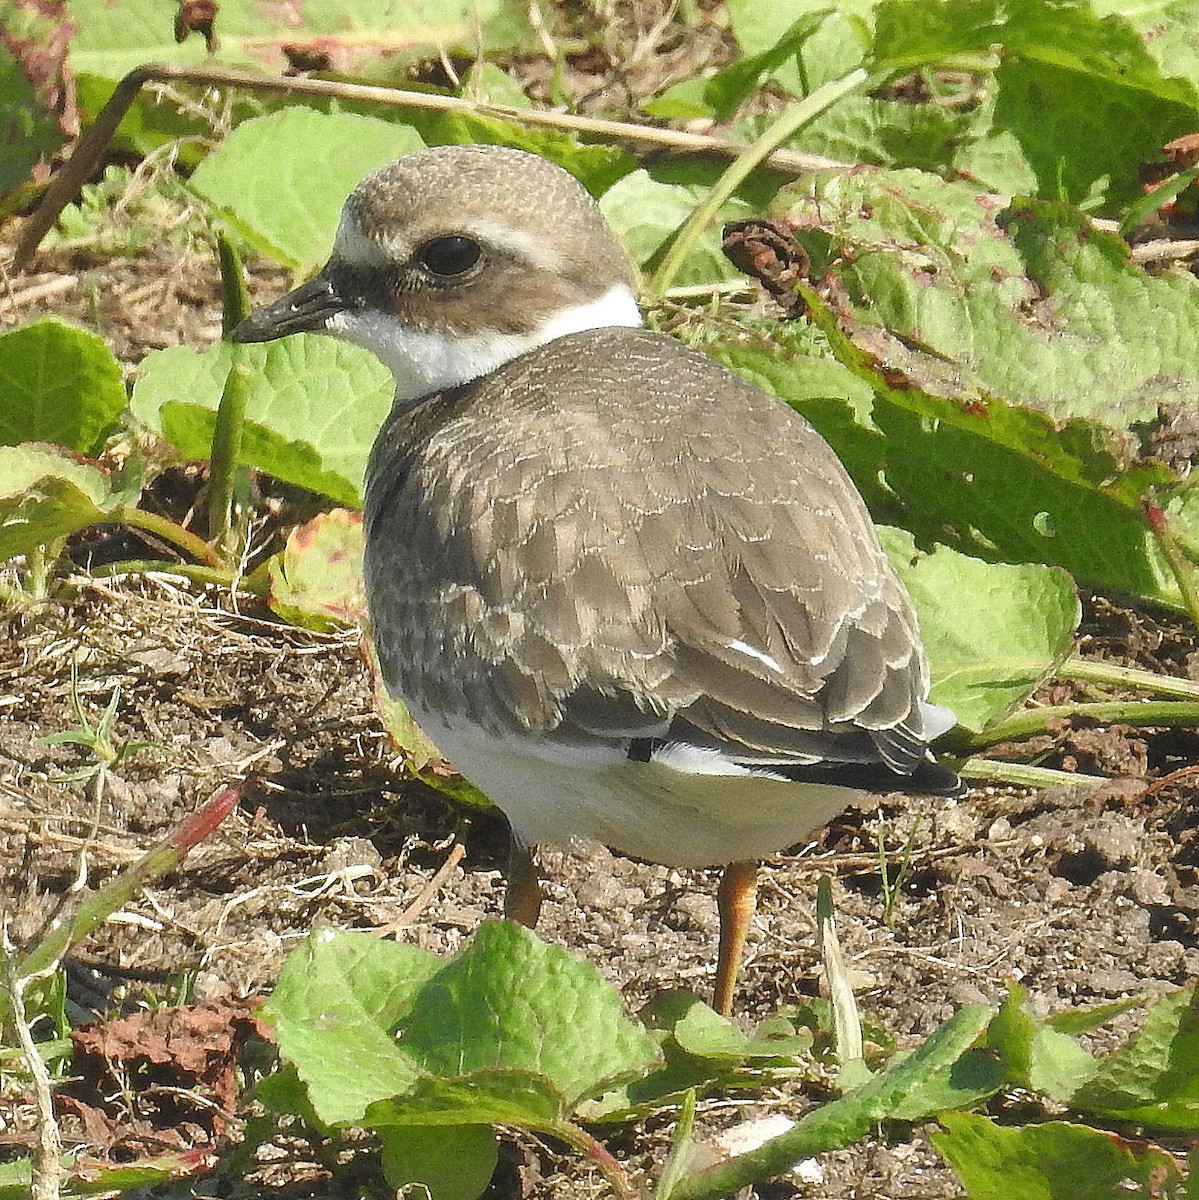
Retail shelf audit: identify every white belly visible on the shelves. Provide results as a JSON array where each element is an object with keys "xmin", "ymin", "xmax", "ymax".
[{"xmin": 412, "ymin": 707, "xmax": 860, "ymax": 868}]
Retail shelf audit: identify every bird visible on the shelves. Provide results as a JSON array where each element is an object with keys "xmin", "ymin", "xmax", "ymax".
[{"xmin": 233, "ymin": 143, "xmax": 962, "ymax": 1015}]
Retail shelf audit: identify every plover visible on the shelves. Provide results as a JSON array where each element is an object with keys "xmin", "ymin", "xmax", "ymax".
[{"xmin": 234, "ymin": 144, "xmax": 961, "ymax": 1013}]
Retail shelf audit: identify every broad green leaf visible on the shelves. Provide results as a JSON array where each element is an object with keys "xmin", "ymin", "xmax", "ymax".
[
  {"xmin": 131, "ymin": 338, "xmax": 393, "ymax": 506},
  {"xmin": 872, "ymin": 0, "xmax": 1199, "ymax": 106},
  {"xmin": 725, "ymin": 172, "xmax": 1199, "ymax": 608},
  {"xmin": 601, "ymin": 170, "xmax": 759, "ymax": 287},
  {"xmin": 880, "ymin": 530, "xmax": 1079, "ymax": 732},
  {"xmin": 266, "ymin": 509, "xmax": 365, "ymax": 632},
  {"xmin": 379, "ymin": 1125, "xmax": 498, "ymax": 1200},
  {"xmin": 774, "ymin": 170, "xmax": 1199, "ymax": 428},
  {"xmin": 0, "ymin": 444, "xmax": 115, "ymax": 561},
  {"xmin": 400, "ymin": 922, "xmax": 661, "ymax": 1107},
  {"xmin": 933, "ymin": 1113, "xmax": 1182, "ymax": 1199},
  {"xmin": 986, "ymin": 985, "xmax": 1098, "ymax": 1103},
  {"xmin": 866, "ymin": 0, "xmax": 1199, "ymax": 213},
  {"xmin": 970, "ymin": 55, "xmax": 1196, "ymax": 212},
  {"xmin": 264, "ymin": 928, "xmax": 442, "ymax": 1126},
  {"xmin": 669, "ymin": 993, "xmax": 813, "ymax": 1060},
  {"xmin": 0, "ymin": 319, "xmax": 126, "ymax": 454},
  {"xmin": 726, "ymin": 0, "xmax": 871, "ymax": 93},
  {"xmin": 66, "ymin": 0, "xmax": 529, "ymax": 81},
  {"xmin": 1070, "ymin": 984, "xmax": 1199, "ymax": 1130},
  {"xmin": 365, "ymin": 1069, "xmax": 566, "ymax": 1129},
  {"xmin": 189, "ymin": 110, "xmax": 426, "ymax": 272}
]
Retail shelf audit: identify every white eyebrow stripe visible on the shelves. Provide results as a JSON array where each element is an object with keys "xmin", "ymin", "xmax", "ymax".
[
  {"xmin": 728, "ymin": 639, "xmax": 784, "ymax": 674},
  {"xmin": 466, "ymin": 218, "xmax": 563, "ymax": 270}
]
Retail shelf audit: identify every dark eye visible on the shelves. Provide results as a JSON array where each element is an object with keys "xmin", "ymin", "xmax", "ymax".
[{"xmin": 416, "ymin": 235, "xmax": 482, "ymax": 278}]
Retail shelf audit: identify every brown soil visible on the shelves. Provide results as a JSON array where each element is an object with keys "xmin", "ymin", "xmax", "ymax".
[{"xmin": 3, "ymin": 28, "xmax": 1199, "ymax": 1193}]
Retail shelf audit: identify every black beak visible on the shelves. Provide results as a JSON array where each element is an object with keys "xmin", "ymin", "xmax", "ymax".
[{"xmin": 232, "ymin": 273, "xmax": 346, "ymax": 343}]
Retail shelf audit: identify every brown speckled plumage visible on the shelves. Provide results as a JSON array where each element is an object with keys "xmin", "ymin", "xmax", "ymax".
[{"xmin": 365, "ymin": 325, "xmax": 932, "ymax": 776}]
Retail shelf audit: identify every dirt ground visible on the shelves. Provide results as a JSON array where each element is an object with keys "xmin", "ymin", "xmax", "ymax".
[
  {"xmin": 3, "ymin": 219, "xmax": 1199, "ymax": 1199},
  {"xmin": 4, "ymin": 7, "xmax": 1199, "ymax": 1184}
]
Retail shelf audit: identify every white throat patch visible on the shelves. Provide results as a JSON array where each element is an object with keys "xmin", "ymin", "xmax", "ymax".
[{"xmin": 327, "ymin": 283, "xmax": 643, "ymax": 402}]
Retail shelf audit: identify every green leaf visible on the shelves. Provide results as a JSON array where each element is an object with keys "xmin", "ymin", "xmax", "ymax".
[
  {"xmin": 670, "ymin": 994, "xmax": 813, "ymax": 1060},
  {"xmin": 131, "ymin": 339, "xmax": 394, "ymax": 506},
  {"xmin": 670, "ymin": 1004, "xmax": 994, "ymax": 1199},
  {"xmin": 189, "ymin": 110, "xmax": 426, "ymax": 272},
  {"xmin": 726, "ymin": 0, "xmax": 870, "ymax": 93},
  {"xmin": 0, "ymin": 1149, "xmax": 211, "ymax": 1197},
  {"xmin": 1046, "ymin": 995, "xmax": 1144, "ymax": 1037},
  {"xmin": 933, "ymin": 1112, "xmax": 1182, "ymax": 1199},
  {"xmin": 263, "ymin": 928, "xmax": 442, "ymax": 1126},
  {"xmin": 0, "ymin": 319, "xmax": 126, "ymax": 454},
  {"xmin": 401, "ymin": 922, "xmax": 661, "ymax": 1107},
  {"xmin": 0, "ymin": 443, "xmax": 115, "ymax": 561},
  {"xmin": 880, "ymin": 530, "xmax": 1079, "ymax": 732},
  {"xmin": 1070, "ymin": 984, "xmax": 1199, "ymax": 1130},
  {"xmin": 600, "ymin": 169, "xmax": 759, "ymax": 287},
  {"xmin": 985, "ymin": 985, "xmax": 1098, "ymax": 1103},
  {"xmin": 777, "ymin": 170, "xmax": 1199, "ymax": 427},
  {"xmin": 379, "ymin": 1124, "xmax": 498, "ymax": 1200},
  {"xmin": 731, "ymin": 171, "xmax": 1199, "ymax": 608},
  {"xmin": 886, "ymin": 1048, "xmax": 1006, "ymax": 1121},
  {"xmin": 66, "ymin": 0, "xmax": 529, "ymax": 82},
  {"xmin": 365, "ymin": 1069, "xmax": 567, "ymax": 1129},
  {"xmin": 266, "ymin": 509, "xmax": 365, "ymax": 632}
]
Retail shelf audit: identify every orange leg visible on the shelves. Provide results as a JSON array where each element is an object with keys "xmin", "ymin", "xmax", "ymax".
[
  {"xmin": 503, "ymin": 835, "xmax": 543, "ymax": 927},
  {"xmin": 714, "ymin": 860, "xmax": 759, "ymax": 1016}
]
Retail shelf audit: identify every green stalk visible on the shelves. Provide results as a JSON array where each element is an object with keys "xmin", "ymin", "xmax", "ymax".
[
  {"xmin": 957, "ymin": 757, "xmax": 1106, "ymax": 791},
  {"xmin": 962, "ymin": 700, "xmax": 1199, "ymax": 750},
  {"xmin": 16, "ymin": 786, "xmax": 240, "ymax": 983},
  {"xmin": 208, "ymin": 235, "xmax": 253, "ymax": 554},
  {"xmin": 649, "ymin": 67, "xmax": 872, "ymax": 295},
  {"xmin": 553, "ymin": 1122, "xmax": 641, "ymax": 1200},
  {"xmin": 87, "ymin": 559, "xmax": 268, "ymax": 596},
  {"xmin": 1058, "ymin": 656, "xmax": 1199, "ymax": 701},
  {"xmin": 112, "ymin": 505, "xmax": 221, "ymax": 567}
]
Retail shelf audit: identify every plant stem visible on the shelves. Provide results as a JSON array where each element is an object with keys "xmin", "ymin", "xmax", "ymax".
[
  {"xmin": 649, "ymin": 67, "xmax": 872, "ymax": 295},
  {"xmin": 1058, "ymin": 656, "xmax": 1199, "ymax": 700},
  {"xmin": 87, "ymin": 559, "xmax": 267, "ymax": 596},
  {"xmin": 112, "ymin": 505, "xmax": 220, "ymax": 567},
  {"xmin": 957, "ymin": 757, "xmax": 1107, "ymax": 790},
  {"xmin": 209, "ymin": 236, "xmax": 253, "ymax": 553},
  {"xmin": 17, "ymin": 786, "xmax": 240, "ymax": 983},
  {"xmin": 554, "ymin": 1122, "xmax": 642, "ymax": 1200},
  {"xmin": 962, "ymin": 700, "xmax": 1199, "ymax": 750},
  {"xmin": 654, "ymin": 1091, "xmax": 696, "ymax": 1200},
  {"xmin": 2, "ymin": 927, "xmax": 63, "ymax": 1200}
]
